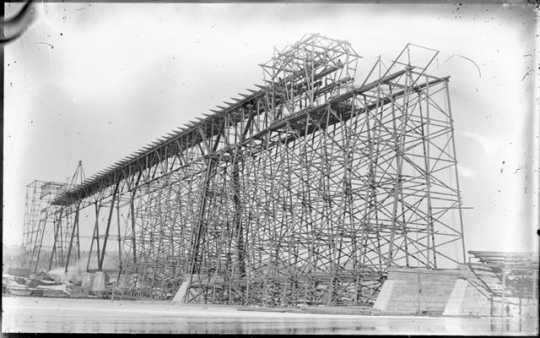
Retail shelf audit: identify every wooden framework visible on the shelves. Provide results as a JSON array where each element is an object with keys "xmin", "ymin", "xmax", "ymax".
[
  {"xmin": 466, "ymin": 250, "xmax": 538, "ymax": 317},
  {"xmin": 22, "ymin": 180, "xmax": 68, "ymax": 272},
  {"xmin": 23, "ymin": 34, "xmax": 466, "ymax": 306}
]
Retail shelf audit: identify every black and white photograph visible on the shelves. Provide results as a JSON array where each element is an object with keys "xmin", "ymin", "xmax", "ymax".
[{"xmin": 2, "ymin": 1, "xmax": 539, "ymax": 335}]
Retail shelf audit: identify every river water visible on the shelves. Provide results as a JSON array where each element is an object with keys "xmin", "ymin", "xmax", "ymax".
[{"xmin": 2, "ymin": 297, "xmax": 537, "ymax": 335}]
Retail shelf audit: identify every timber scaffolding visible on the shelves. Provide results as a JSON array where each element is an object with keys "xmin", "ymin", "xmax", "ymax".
[
  {"xmin": 24, "ymin": 34, "xmax": 466, "ymax": 306},
  {"xmin": 22, "ymin": 180, "xmax": 67, "ymax": 272},
  {"xmin": 22, "ymin": 162, "xmax": 86, "ymax": 273},
  {"xmin": 465, "ymin": 251, "xmax": 539, "ymax": 311}
]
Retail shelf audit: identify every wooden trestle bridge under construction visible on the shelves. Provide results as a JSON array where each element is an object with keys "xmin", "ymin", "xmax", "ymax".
[{"xmin": 22, "ymin": 34, "xmax": 466, "ymax": 306}]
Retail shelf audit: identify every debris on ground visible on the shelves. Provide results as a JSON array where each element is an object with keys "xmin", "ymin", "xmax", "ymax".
[{"xmin": 3, "ymin": 273, "xmax": 73, "ymax": 297}]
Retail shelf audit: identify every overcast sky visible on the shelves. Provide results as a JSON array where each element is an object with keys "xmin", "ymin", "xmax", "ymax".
[{"xmin": 4, "ymin": 3, "xmax": 538, "ymax": 255}]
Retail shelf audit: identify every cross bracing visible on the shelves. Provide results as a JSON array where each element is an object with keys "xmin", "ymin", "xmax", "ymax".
[{"xmin": 24, "ymin": 34, "xmax": 466, "ymax": 306}]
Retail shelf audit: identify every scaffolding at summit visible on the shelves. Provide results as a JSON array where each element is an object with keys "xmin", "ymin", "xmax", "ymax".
[{"xmin": 22, "ymin": 34, "xmax": 466, "ymax": 306}]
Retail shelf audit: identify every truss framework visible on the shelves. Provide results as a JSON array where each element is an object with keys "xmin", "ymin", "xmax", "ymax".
[
  {"xmin": 22, "ymin": 180, "xmax": 69, "ymax": 272},
  {"xmin": 23, "ymin": 34, "xmax": 466, "ymax": 306}
]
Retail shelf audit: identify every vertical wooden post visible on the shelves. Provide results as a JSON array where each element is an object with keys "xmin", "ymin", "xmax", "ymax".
[
  {"xmin": 34, "ymin": 213, "xmax": 49, "ymax": 273},
  {"xmin": 501, "ymin": 268, "xmax": 506, "ymax": 317},
  {"xmin": 49, "ymin": 213, "xmax": 59, "ymax": 271},
  {"xmin": 76, "ymin": 214, "xmax": 81, "ymax": 261},
  {"xmin": 116, "ymin": 199, "xmax": 123, "ymax": 283},
  {"xmin": 189, "ymin": 158, "xmax": 214, "ymax": 275},
  {"xmin": 444, "ymin": 81, "xmax": 467, "ymax": 263},
  {"xmin": 65, "ymin": 203, "xmax": 81, "ymax": 273},
  {"xmin": 86, "ymin": 203, "xmax": 100, "ymax": 271},
  {"xmin": 99, "ymin": 181, "xmax": 120, "ymax": 270},
  {"xmin": 130, "ymin": 192, "xmax": 138, "ymax": 272}
]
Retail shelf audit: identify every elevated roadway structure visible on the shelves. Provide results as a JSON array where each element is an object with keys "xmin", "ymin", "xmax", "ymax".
[{"xmin": 23, "ymin": 34, "xmax": 466, "ymax": 306}]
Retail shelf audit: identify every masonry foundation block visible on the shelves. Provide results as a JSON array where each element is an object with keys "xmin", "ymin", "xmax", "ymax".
[
  {"xmin": 91, "ymin": 271, "xmax": 109, "ymax": 292},
  {"xmin": 373, "ymin": 267, "xmax": 459, "ymax": 314}
]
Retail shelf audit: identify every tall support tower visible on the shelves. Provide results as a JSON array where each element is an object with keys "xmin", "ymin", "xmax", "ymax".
[
  {"xmin": 45, "ymin": 34, "xmax": 465, "ymax": 306},
  {"xmin": 22, "ymin": 161, "xmax": 86, "ymax": 273},
  {"xmin": 22, "ymin": 180, "xmax": 66, "ymax": 272}
]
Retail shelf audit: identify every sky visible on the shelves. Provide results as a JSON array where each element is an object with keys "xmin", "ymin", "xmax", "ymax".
[{"xmin": 3, "ymin": 2, "xmax": 539, "ymax": 256}]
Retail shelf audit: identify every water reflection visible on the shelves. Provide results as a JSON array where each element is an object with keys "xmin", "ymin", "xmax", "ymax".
[
  {"xmin": 39, "ymin": 316, "xmax": 535, "ymax": 334},
  {"xmin": 2, "ymin": 297, "xmax": 538, "ymax": 334},
  {"xmin": 14, "ymin": 315, "xmax": 377, "ymax": 334},
  {"xmin": 68, "ymin": 317, "xmax": 376, "ymax": 334}
]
